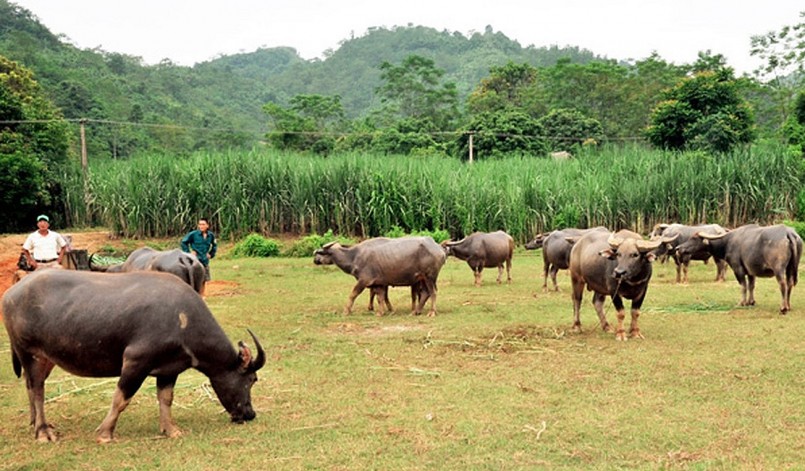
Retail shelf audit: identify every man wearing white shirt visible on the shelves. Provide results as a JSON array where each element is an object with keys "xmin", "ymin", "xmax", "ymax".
[{"xmin": 22, "ymin": 215, "xmax": 68, "ymax": 270}]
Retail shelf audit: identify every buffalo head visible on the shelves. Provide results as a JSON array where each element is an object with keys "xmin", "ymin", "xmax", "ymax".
[
  {"xmin": 601, "ymin": 234, "xmax": 677, "ymax": 280},
  {"xmin": 675, "ymin": 230, "xmax": 725, "ymax": 258},
  {"xmin": 524, "ymin": 232, "xmax": 551, "ymax": 250},
  {"xmin": 313, "ymin": 242, "xmax": 341, "ymax": 265},
  {"xmin": 208, "ymin": 329, "xmax": 266, "ymax": 424}
]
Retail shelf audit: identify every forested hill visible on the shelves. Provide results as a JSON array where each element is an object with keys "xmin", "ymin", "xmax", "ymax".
[
  {"xmin": 197, "ymin": 25, "xmax": 601, "ymax": 117},
  {"xmin": 0, "ymin": 1, "xmax": 600, "ymax": 145}
]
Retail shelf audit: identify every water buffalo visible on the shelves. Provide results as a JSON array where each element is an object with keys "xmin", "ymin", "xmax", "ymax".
[
  {"xmin": 568, "ymin": 231, "xmax": 676, "ymax": 340},
  {"xmin": 2, "ymin": 269, "xmax": 266, "ymax": 443},
  {"xmin": 649, "ymin": 223, "xmax": 728, "ymax": 283},
  {"xmin": 314, "ymin": 236, "xmax": 446, "ymax": 316},
  {"xmin": 675, "ymin": 224, "xmax": 802, "ymax": 313},
  {"xmin": 442, "ymin": 231, "xmax": 514, "ymax": 286},
  {"xmin": 525, "ymin": 227, "xmax": 608, "ymax": 291},
  {"xmin": 91, "ymin": 247, "xmax": 206, "ymax": 294}
]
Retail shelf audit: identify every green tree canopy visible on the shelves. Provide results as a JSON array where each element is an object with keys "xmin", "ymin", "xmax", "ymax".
[
  {"xmin": 537, "ymin": 108, "xmax": 603, "ymax": 152},
  {"xmin": 376, "ymin": 55, "xmax": 459, "ymax": 130},
  {"xmin": 466, "ymin": 61, "xmax": 539, "ymax": 114},
  {"xmin": 264, "ymin": 93, "xmax": 346, "ymax": 154},
  {"xmin": 646, "ymin": 58, "xmax": 754, "ymax": 153},
  {"xmin": 0, "ymin": 54, "xmax": 70, "ymax": 231},
  {"xmin": 453, "ymin": 110, "xmax": 546, "ymax": 160}
]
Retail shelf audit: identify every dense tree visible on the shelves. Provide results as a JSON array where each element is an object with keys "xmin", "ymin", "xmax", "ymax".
[
  {"xmin": 646, "ymin": 61, "xmax": 754, "ymax": 153},
  {"xmin": 264, "ymin": 94, "xmax": 346, "ymax": 154},
  {"xmin": 466, "ymin": 61, "xmax": 539, "ymax": 114},
  {"xmin": 376, "ymin": 55, "xmax": 459, "ymax": 130},
  {"xmin": 0, "ymin": 54, "xmax": 70, "ymax": 231},
  {"xmin": 537, "ymin": 108, "xmax": 603, "ymax": 152},
  {"xmin": 782, "ymin": 90, "xmax": 805, "ymax": 155},
  {"xmin": 750, "ymin": 12, "xmax": 805, "ymax": 145},
  {"xmin": 452, "ymin": 110, "xmax": 546, "ymax": 160}
]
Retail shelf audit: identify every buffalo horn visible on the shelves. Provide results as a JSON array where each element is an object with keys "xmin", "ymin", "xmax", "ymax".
[
  {"xmin": 246, "ymin": 329, "xmax": 266, "ymax": 372},
  {"xmin": 698, "ymin": 231, "xmax": 727, "ymax": 240},
  {"xmin": 634, "ymin": 239, "xmax": 664, "ymax": 252},
  {"xmin": 635, "ymin": 234, "xmax": 677, "ymax": 252},
  {"xmin": 607, "ymin": 234, "xmax": 624, "ymax": 248}
]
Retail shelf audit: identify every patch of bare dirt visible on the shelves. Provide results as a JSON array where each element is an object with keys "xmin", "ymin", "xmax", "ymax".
[
  {"xmin": 204, "ymin": 280, "xmax": 240, "ymax": 297},
  {"xmin": 0, "ymin": 231, "xmax": 241, "ymax": 307},
  {"xmin": 0, "ymin": 230, "xmax": 129, "ymax": 301}
]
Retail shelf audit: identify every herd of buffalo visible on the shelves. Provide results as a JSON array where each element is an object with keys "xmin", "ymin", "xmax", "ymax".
[{"xmin": 2, "ymin": 222, "xmax": 801, "ymax": 442}]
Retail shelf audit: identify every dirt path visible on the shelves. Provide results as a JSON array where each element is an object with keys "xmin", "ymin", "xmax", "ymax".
[
  {"xmin": 0, "ymin": 231, "xmax": 121, "ymax": 299},
  {"xmin": 0, "ymin": 230, "xmax": 237, "ymax": 308}
]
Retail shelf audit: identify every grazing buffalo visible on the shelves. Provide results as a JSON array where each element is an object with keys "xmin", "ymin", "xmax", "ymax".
[
  {"xmin": 525, "ymin": 227, "xmax": 608, "ymax": 291},
  {"xmin": 2, "ymin": 270, "xmax": 266, "ymax": 443},
  {"xmin": 568, "ymin": 231, "xmax": 676, "ymax": 340},
  {"xmin": 442, "ymin": 231, "xmax": 514, "ymax": 286},
  {"xmin": 314, "ymin": 236, "xmax": 446, "ymax": 316},
  {"xmin": 675, "ymin": 224, "xmax": 802, "ymax": 313},
  {"xmin": 91, "ymin": 247, "xmax": 206, "ymax": 294},
  {"xmin": 649, "ymin": 223, "xmax": 728, "ymax": 283}
]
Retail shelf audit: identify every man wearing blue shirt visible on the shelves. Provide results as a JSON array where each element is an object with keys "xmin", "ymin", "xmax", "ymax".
[{"xmin": 181, "ymin": 217, "xmax": 217, "ymax": 282}]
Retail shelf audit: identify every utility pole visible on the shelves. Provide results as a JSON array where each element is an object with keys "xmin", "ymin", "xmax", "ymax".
[
  {"xmin": 79, "ymin": 118, "xmax": 88, "ymax": 172},
  {"xmin": 468, "ymin": 132, "xmax": 474, "ymax": 164}
]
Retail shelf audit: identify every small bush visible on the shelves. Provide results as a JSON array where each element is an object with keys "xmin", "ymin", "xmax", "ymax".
[
  {"xmin": 231, "ymin": 234, "xmax": 281, "ymax": 257},
  {"xmin": 284, "ymin": 229, "xmax": 355, "ymax": 257},
  {"xmin": 383, "ymin": 225, "xmax": 408, "ymax": 238},
  {"xmin": 413, "ymin": 228, "xmax": 451, "ymax": 243},
  {"xmin": 783, "ymin": 220, "xmax": 805, "ymax": 240},
  {"xmin": 383, "ymin": 225, "xmax": 451, "ymax": 243}
]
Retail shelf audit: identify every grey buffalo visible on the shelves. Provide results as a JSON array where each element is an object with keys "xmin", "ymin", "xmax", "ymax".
[
  {"xmin": 314, "ymin": 236, "xmax": 446, "ymax": 316},
  {"xmin": 568, "ymin": 231, "xmax": 676, "ymax": 340},
  {"xmin": 2, "ymin": 269, "xmax": 266, "ymax": 443},
  {"xmin": 442, "ymin": 231, "xmax": 514, "ymax": 286},
  {"xmin": 91, "ymin": 247, "xmax": 206, "ymax": 294},
  {"xmin": 525, "ymin": 227, "xmax": 608, "ymax": 291},
  {"xmin": 675, "ymin": 224, "xmax": 802, "ymax": 313},
  {"xmin": 649, "ymin": 223, "xmax": 728, "ymax": 283}
]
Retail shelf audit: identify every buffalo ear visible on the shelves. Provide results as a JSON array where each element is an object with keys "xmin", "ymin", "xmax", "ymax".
[
  {"xmin": 645, "ymin": 252, "xmax": 657, "ymax": 263},
  {"xmin": 598, "ymin": 248, "xmax": 616, "ymax": 260},
  {"xmin": 238, "ymin": 341, "xmax": 252, "ymax": 370}
]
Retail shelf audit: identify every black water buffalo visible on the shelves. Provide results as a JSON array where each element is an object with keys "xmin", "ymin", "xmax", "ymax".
[
  {"xmin": 675, "ymin": 224, "xmax": 802, "ymax": 313},
  {"xmin": 442, "ymin": 231, "xmax": 514, "ymax": 286},
  {"xmin": 2, "ymin": 269, "xmax": 266, "ymax": 443},
  {"xmin": 649, "ymin": 223, "xmax": 728, "ymax": 283},
  {"xmin": 91, "ymin": 247, "xmax": 206, "ymax": 294},
  {"xmin": 525, "ymin": 227, "xmax": 608, "ymax": 291},
  {"xmin": 568, "ymin": 231, "xmax": 676, "ymax": 340},
  {"xmin": 314, "ymin": 236, "xmax": 446, "ymax": 316}
]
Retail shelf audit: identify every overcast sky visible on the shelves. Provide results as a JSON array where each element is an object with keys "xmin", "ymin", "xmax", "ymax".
[{"xmin": 11, "ymin": 0, "xmax": 804, "ymax": 74}]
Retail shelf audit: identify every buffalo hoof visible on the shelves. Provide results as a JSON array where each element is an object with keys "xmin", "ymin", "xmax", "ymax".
[
  {"xmin": 629, "ymin": 329, "xmax": 644, "ymax": 340},
  {"xmin": 602, "ymin": 323, "xmax": 614, "ymax": 333},
  {"xmin": 571, "ymin": 324, "xmax": 582, "ymax": 334},
  {"xmin": 36, "ymin": 424, "xmax": 58, "ymax": 442},
  {"xmin": 161, "ymin": 426, "xmax": 183, "ymax": 438},
  {"xmin": 426, "ymin": 310, "xmax": 436, "ymax": 317},
  {"xmin": 615, "ymin": 330, "xmax": 627, "ymax": 341}
]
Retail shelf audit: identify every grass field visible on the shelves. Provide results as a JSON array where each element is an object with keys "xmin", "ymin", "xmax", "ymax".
[{"xmin": 1, "ymin": 248, "xmax": 803, "ymax": 470}]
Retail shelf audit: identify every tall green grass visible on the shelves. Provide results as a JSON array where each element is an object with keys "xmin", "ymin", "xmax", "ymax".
[{"xmin": 60, "ymin": 144, "xmax": 803, "ymax": 241}]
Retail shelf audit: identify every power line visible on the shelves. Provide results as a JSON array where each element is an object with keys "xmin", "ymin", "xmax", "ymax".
[{"xmin": 1, "ymin": 117, "xmax": 649, "ymax": 142}]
